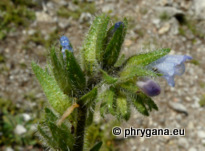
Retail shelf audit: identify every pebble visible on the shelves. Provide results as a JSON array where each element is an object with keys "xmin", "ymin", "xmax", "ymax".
[
  {"xmin": 22, "ymin": 113, "xmax": 31, "ymax": 122},
  {"xmin": 79, "ymin": 13, "xmax": 92, "ymax": 24},
  {"xmin": 202, "ymin": 139, "xmax": 205, "ymax": 145},
  {"xmin": 58, "ymin": 18, "xmax": 70, "ymax": 29},
  {"xmin": 5, "ymin": 147, "xmax": 14, "ymax": 151},
  {"xmin": 197, "ymin": 130, "xmax": 205, "ymax": 138},
  {"xmin": 158, "ymin": 23, "xmax": 170, "ymax": 34},
  {"xmin": 102, "ymin": 4, "xmax": 115, "ymax": 13},
  {"xmin": 168, "ymin": 101, "xmax": 188, "ymax": 115},
  {"xmin": 14, "ymin": 125, "xmax": 27, "ymax": 135},
  {"xmin": 178, "ymin": 137, "xmax": 189, "ymax": 149},
  {"xmin": 155, "ymin": 6, "xmax": 184, "ymax": 18},
  {"xmin": 194, "ymin": 0, "xmax": 205, "ymax": 19},
  {"xmin": 35, "ymin": 12, "xmax": 53, "ymax": 23},
  {"xmin": 189, "ymin": 147, "xmax": 197, "ymax": 151}
]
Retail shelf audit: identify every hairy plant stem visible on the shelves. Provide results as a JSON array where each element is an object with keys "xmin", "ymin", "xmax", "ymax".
[{"xmin": 73, "ymin": 102, "xmax": 87, "ymax": 151}]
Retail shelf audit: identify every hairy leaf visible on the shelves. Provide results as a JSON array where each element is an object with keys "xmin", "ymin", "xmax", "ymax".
[
  {"xmin": 96, "ymin": 15, "xmax": 110, "ymax": 64},
  {"xmin": 50, "ymin": 46, "xmax": 72, "ymax": 95},
  {"xmin": 103, "ymin": 18, "xmax": 128, "ymax": 68},
  {"xmin": 32, "ymin": 62, "xmax": 72, "ymax": 115},
  {"xmin": 90, "ymin": 141, "xmax": 103, "ymax": 151},
  {"xmin": 119, "ymin": 67, "xmax": 157, "ymax": 83},
  {"xmin": 65, "ymin": 51, "xmax": 86, "ymax": 92},
  {"xmin": 124, "ymin": 48, "xmax": 170, "ymax": 67},
  {"xmin": 82, "ymin": 15, "xmax": 108, "ymax": 76},
  {"xmin": 100, "ymin": 69, "xmax": 118, "ymax": 84}
]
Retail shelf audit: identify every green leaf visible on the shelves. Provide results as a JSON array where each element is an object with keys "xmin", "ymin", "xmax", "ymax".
[
  {"xmin": 103, "ymin": 18, "xmax": 128, "ymax": 68},
  {"xmin": 114, "ymin": 54, "xmax": 126, "ymax": 67},
  {"xmin": 78, "ymin": 87, "xmax": 98, "ymax": 105},
  {"xmin": 45, "ymin": 107, "xmax": 58, "ymax": 122},
  {"xmin": 38, "ymin": 125, "xmax": 56, "ymax": 147},
  {"xmin": 82, "ymin": 15, "xmax": 108, "ymax": 76},
  {"xmin": 50, "ymin": 46, "xmax": 72, "ymax": 95},
  {"xmin": 96, "ymin": 15, "xmax": 110, "ymax": 64},
  {"xmin": 48, "ymin": 122, "xmax": 73, "ymax": 151},
  {"xmin": 100, "ymin": 69, "xmax": 118, "ymax": 84},
  {"xmin": 65, "ymin": 51, "xmax": 86, "ymax": 92},
  {"xmin": 105, "ymin": 88, "xmax": 116, "ymax": 115},
  {"xmin": 31, "ymin": 62, "xmax": 72, "ymax": 115},
  {"xmin": 132, "ymin": 95, "xmax": 149, "ymax": 116},
  {"xmin": 139, "ymin": 93, "xmax": 158, "ymax": 111},
  {"xmin": 100, "ymin": 101, "xmax": 107, "ymax": 117},
  {"xmin": 124, "ymin": 48, "xmax": 170, "ymax": 67},
  {"xmin": 118, "ymin": 81, "xmax": 139, "ymax": 93},
  {"xmin": 86, "ymin": 101, "xmax": 96, "ymax": 127},
  {"xmin": 90, "ymin": 141, "xmax": 103, "ymax": 151},
  {"xmin": 119, "ymin": 67, "xmax": 157, "ymax": 83},
  {"xmin": 116, "ymin": 96, "xmax": 129, "ymax": 120}
]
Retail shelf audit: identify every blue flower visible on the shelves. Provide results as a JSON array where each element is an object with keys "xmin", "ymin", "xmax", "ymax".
[
  {"xmin": 137, "ymin": 78, "xmax": 161, "ymax": 97},
  {"xmin": 60, "ymin": 36, "xmax": 73, "ymax": 57},
  {"xmin": 147, "ymin": 55, "xmax": 192, "ymax": 87},
  {"xmin": 114, "ymin": 21, "xmax": 124, "ymax": 31}
]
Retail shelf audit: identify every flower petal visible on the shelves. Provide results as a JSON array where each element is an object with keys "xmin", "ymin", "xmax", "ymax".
[
  {"xmin": 147, "ymin": 55, "xmax": 192, "ymax": 87},
  {"xmin": 163, "ymin": 75, "xmax": 175, "ymax": 87},
  {"xmin": 174, "ymin": 63, "xmax": 185, "ymax": 76}
]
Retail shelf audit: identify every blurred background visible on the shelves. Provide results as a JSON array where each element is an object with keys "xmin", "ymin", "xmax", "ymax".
[{"xmin": 0, "ymin": 0, "xmax": 205, "ymax": 151}]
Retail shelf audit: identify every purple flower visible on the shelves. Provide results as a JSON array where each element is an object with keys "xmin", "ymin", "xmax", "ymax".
[
  {"xmin": 137, "ymin": 78, "xmax": 161, "ymax": 97},
  {"xmin": 60, "ymin": 36, "xmax": 73, "ymax": 57},
  {"xmin": 147, "ymin": 55, "xmax": 192, "ymax": 87}
]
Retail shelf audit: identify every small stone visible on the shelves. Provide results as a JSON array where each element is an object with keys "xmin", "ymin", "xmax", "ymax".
[
  {"xmin": 79, "ymin": 13, "xmax": 92, "ymax": 24},
  {"xmin": 158, "ymin": 23, "xmax": 170, "ymax": 34},
  {"xmin": 5, "ymin": 147, "xmax": 14, "ymax": 151},
  {"xmin": 14, "ymin": 125, "xmax": 27, "ymax": 135},
  {"xmin": 58, "ymin": 18, "xmax": 70, "ymax": 29},
  {"xmin": 155, "ymin": 6, "xmax": 184, "ymax": 18},
  {"xmin": 124, "ymin": 39, "xmax": 133, "ymax": 47},
  {"xmin": 178, "ymin": 137, "xmax": 189, "ymax": 149},
  {"xmin": 194, "ymin": 0, "xmax": 205, "ymax": 19},
  {"xmin": 168, "ymin": 101, "xmax": 188, "ymax": 115},
  {"xmin": 102, "ymin": 4, "xmax": 115, "ymax": 13},
  {"xmin": 28, "ymin": 29, "xmax": 36, "ymax": 36},
  {"xmin": 36, "ymin": 12, "xmax": 53, "ymax": 23},
  {"xmin": 152, "ymin": 18, "xmax": 161, "ymax": 28},
  {"xmin": 68, "ymin": 2, "xmax": 79, "ymax": 11},
  {"xmin": 197, "ymin": 130, "xmax": 205, "ymax": 138},
  {"xmin": 22, "ymin": 113, "xmax": 31, "ymax": 122},
  {"xmin": 189, "ymin": 147, "xmax": 197, "ymax": 151},
  {"xmin": 202, "ymin": 139, "xmax": 205, "ymax": 145}
]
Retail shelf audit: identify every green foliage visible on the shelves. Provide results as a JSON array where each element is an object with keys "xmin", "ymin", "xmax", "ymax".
[
  {"xmin": 0, "ymin": 0, "xmax": 36, "ymax": 39},
  {"xmin": 38, "ymin": 108, "xmax": 74, "ymax": 151},
  {"xmin": 81, "ymin": 14, "xmax": 107, "ymax": 76},
  {"xmin": 102, "ymin": 18, "xmax": 128, "ymax": 69},
  {"xmin": 100, "ymin": 69, "xmax": 118, "ymax": 84},
  {"xmin": 90, "ymin": 141, "xmax": 103, "ymax": 151},
  {"xmin": 32, "ymin": 14, "xmax": 171, "ymax": 151},
  {"xmin": 66, "ymin": 51, "xmax": 86, "ymax": 92},
  {"xmin": 116, "ymin": 96, "xmax": 130, "ymax": 120},
  {"xmin": 124, "ymin": 48, "xmax": 170, "ymax": 67},
  {"xmin": 31, "ymin": 62, "xmax": 72, "ymax": 115},
  {"xmin": 0, "ymin": 97, "xmax": 40, "ymax": 148}
]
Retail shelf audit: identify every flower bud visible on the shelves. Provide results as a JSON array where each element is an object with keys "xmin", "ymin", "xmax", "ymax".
[
  {"xmin": 137, "ymin": 78, "xmax": 161, "ymax": 97},
  {"xmin": 60, "ymin": 36, "xmax": 73, "ymax": 58}
]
